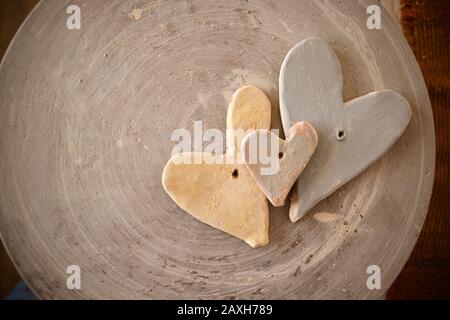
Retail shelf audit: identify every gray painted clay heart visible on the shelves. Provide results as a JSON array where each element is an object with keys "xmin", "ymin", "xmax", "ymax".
[{"xmin": 280, "ymin": 37, "xmax": 412, "ymax": 222}]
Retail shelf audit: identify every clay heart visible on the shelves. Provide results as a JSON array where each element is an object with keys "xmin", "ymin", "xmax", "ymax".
[
  {"xmin": 241, "ymin": 121, "xmax": 318, "ymax": 207},
  {"xmin": 162, "ymin": 85, "xmax": 271, "ymax": 247},
  {"xmin": 280, "ymin": 37, "xmax": 412, "ymax": 222}
]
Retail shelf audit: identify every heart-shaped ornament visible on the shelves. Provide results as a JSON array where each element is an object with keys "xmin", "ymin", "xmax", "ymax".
[
  {"xmin": 241, "ymin": 121, "xmax": 318, "ymax": 207},
  {"xmin": 280, "ymin": 37, "xmax": 412, "ymax": 222},
  {"xmin": 162, "ymin": 85, "xmax": 271, "ymax": 247}
]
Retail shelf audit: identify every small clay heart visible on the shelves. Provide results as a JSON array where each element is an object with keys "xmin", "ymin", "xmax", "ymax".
[
  {"xmin": 280, "ymin": 37, "xmax": 412, "ymax": 222},
  {"xmin": 162, "ymin": 85, "xmax": 271, "ymax": 247},
  {"xmin": 241, "ymin": 122, "xmax": 318, "ymax": 207}
]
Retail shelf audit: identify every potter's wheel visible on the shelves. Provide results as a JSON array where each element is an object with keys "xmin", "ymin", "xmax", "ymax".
[{"xmin": 0, "ymin": 0, "xmax": 435, "ymax": 299}]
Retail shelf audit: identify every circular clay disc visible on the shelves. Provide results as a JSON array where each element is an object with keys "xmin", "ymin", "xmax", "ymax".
[{"xmin": 0, "ymin": 0, "xmax": 435, "ymax": 299}]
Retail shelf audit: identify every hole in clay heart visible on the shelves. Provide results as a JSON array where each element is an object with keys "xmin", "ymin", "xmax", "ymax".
[
  {"xmin": 337, "ymin": 129, "xmax": 346, "ymax": 141},
  {"xmin": 232, "ymin": 169, "xmax": 239, "ymax": 179},
  {"xmin": 278, "ymin": 152, "xmax": 285, "ymax": 160}
]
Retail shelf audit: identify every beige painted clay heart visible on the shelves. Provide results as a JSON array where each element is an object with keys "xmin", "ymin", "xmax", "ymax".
[
  {"xmin": 162, "ymin": 85, "xmax": 271, "ymax": 247},
  {"xmin": 241, "ymin": 121, "xmax": 318, "ymax": 207}
]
